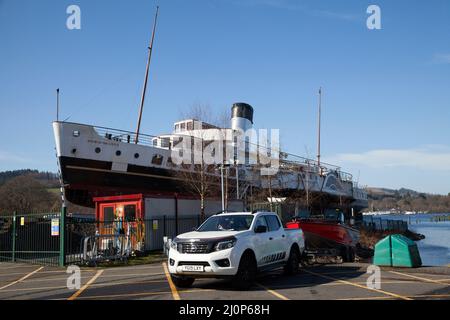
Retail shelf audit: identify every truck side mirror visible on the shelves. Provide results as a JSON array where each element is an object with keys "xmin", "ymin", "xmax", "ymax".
[{"xmin": 255, "ymin": 225, "xmax": 267, "ymax": 233}]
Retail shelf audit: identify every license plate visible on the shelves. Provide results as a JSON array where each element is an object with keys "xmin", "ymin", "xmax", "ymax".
[{"xmin": 181, "ymin": 265, "xmax": 204, "ymax": 272}]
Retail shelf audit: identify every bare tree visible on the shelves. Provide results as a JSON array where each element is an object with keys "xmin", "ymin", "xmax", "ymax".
[
  {"xmin": 180, "ymin": 103, "xmax": 230, "ymax": 128},
  {"xmin": 0, "ymin": 175, "xmax": 59, "ymax": 214},
  {"xmin": 173, "ymin": 103, "xmax": 229, "ymax": 220},
  {"xmin": 175, "ymin": 154, "xmax": 220, "ymax": 221}
]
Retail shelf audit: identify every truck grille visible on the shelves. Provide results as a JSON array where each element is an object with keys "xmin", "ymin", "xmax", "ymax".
[
  {"xmin": 178, "ymin": 261, "xmax": 210, "ymax": 266},
  {"xmin": 179, "ymin": 242, "xmax": 209, "ymax": 254}
]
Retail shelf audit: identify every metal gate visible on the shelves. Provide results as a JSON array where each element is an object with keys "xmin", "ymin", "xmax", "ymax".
[
  {"xmin": 0, "ymin": 212, "xmax": 61, "ymax": 266},
  {"xmin": 145, "ymin": 216, "xmax": 202, "ymax": 251}
]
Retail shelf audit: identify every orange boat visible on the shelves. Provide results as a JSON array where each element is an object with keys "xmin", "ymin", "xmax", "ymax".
[{"xmin": 286, "ymin": 218, "xmax": 360, "ymax": 262}]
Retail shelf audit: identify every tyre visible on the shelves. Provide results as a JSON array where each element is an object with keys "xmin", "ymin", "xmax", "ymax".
[
  {"xmin": 232, "ymin": 252, "xmax": 257, "ymax": 290},
  {"xmin": 341, "ymin": 246, "xmax": 356, "ymax": 263},
  {"xmin": 171, "ymin": 275, "xmax": 195, "ymax": 288},
  {"xmin": 347, "ymin": 247, "xmax": 356, "ymax": 263},
  {"xmin": 341, "ymin": 246, "xmax": 349, "ymax": 262},
  {"xmin": 284, "ymin": 246, "xmax": 300, "ymax": 275}
]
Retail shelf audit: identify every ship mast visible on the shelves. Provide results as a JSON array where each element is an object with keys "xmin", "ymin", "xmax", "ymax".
[
  {"xmin": 317, "ymin": 87, "xmax": 322, "ymax": 168},
  {"xmin": 135, "ymin": 6, "xmax": 159, "ymax": 144},
  {"xmin": 56, "ymin": 88, "xmax": 60, "ymax": 121}
]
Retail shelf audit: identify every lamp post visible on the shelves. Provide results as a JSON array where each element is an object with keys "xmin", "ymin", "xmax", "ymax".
[{"xmin": 218, "ymin": 162, "xmax": 231, "ymax": 212}]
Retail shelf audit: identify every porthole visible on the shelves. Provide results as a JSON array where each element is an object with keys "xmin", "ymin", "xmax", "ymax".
[
  {"xmin": 71, "ymin": 148, "xmax": 77, "ymax": 154},
  {"xmin": 116, "ymin": 150, "xmax": 122, "ymax": 156},
  {"xmin": 95, "ymin": 147, "xmax": 101, "ymax": 154},
  {"xmin": 134, "ymin": 153, "xmax": 139, "ymax": 159}
]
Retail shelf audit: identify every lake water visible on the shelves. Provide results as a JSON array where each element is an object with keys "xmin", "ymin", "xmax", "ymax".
[{"xmin": 364, "ymin": 213, "xmax": 450, "ymax": 266}]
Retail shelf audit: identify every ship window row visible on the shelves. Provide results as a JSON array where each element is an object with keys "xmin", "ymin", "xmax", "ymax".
[
  {"xmin": 174, "ymin": 120, "xmax": 219, "ymax": 132},
  {"xmin": 174, "ymin": 121, "xmax": 192, "ymax": 132},
  {"xmin": 108, "ymin": 147, "xmax": 165, "ymax": 166},
  {"xmin": 152, "ymin": 137, "xmax": 171, "ymax": 148}
]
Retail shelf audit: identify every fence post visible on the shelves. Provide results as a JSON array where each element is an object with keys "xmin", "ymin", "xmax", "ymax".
[
  {"xmin": 11, "ymin": 211, "xmax": 16, "ymax": 262},
  {"xmin": 174, "ymin": 194, "xmax": 179, "ymax": 236},
  {"xmin": 59, "ymin": 206, "xmax": 66, "ymax": 267},
  {"xmin": 163, "ymin": 215, "xmax": 166, "ymax": 236}
]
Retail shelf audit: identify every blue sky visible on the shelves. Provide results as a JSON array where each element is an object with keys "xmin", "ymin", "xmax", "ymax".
[{"xmin": 0, "ymin": 0, "xmax": 449, "ymax": 194}]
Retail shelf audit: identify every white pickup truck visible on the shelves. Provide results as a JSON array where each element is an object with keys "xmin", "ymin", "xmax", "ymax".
[{"xmin": 168, "ymin": 211, "xmax": 305, "ymax": 290}]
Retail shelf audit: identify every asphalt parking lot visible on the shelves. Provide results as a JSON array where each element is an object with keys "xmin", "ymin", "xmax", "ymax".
[{"xmin": 0, "ymin": 261, "xmax": 449, "ymax": 300}]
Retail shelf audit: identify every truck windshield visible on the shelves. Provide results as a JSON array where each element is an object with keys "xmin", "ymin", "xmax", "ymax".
[{"xmin": 197, "ymin": 215, "xmax": 254, "ymax": 232}]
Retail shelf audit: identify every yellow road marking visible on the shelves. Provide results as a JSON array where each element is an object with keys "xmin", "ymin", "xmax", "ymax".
[
  {"xmin": 388, "ymin": 271, "xmax": 450, "ymax": 286},
  {"xmin": 162, "ymin": 262, "xmax": 180, "ymax": 300},
  {"xmin": 256, "ymin": 283, "xmax": 290, "ymax": 300},
  {"xmin": 0, "ymin": 266, "xmax": 43, "ymax": 290},
  {"xmin": 302, "ymin": 269, "xmax": 412, "ymax": 300},
  {"xmin": 74, "ymin": 288, "xmax": 213, "ymax": 300},
  {"xmin": 67, "ymin": 270, "xmax": 104, "ymax": 300}
]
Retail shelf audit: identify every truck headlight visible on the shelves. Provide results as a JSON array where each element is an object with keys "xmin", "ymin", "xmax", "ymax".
[
  {"xmin": 170, "ymin": 239, "xmax": 178, "ymax": 252},
  {"xmin": 214, "ymin": 239, "xmax": 236, "ymax": 251}
]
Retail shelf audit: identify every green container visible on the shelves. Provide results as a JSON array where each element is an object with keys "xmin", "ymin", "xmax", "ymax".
[
  {"xmin": 373, "ymin": 234, "xmax": 422, "ymax": 268},
  {"xmin": 373, "ymin": 235, "xmax": 393, "ymax": 266}
]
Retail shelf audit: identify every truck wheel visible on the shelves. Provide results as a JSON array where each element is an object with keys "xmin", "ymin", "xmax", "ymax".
[
  {"xmin": 284, "ymin": 246, "xmax": 300, "ymax": 275},
  {"xmin": 341, "ymin": 246, "xmax": 349, "ymax": 262},
  {"xmin": 341, "ymin": 246, "xmax": 356, "ymax": 263},
  {"xmin": 171, "ymin": 275, "xmax": 195, "ymax": 288},
  {"xmin": 348, "ymin": 247, "xmax": 356, "ymax": 263},
  {"xmin": 232, "ymin": 253, "xmax": 257, "ymax": 290}
]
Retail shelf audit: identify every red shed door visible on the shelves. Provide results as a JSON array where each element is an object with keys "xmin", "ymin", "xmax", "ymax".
[{"xmin": 98, "ymin": 201, "xmax": 144, "ymax": 252}]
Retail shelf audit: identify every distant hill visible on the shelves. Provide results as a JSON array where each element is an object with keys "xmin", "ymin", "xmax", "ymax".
[
  {"xmin": 0, "ymin": 169, "xmax": 59, "ymax": 188},
  {"xmin": 0, "ymin": 170, "xmax": 93, "ymax": 215},
  {"xmin": 365, "ymin": 187, "xmax": 428, "ymax": 200},
  {"xmin": 365, "ymin": 187, "xmax": 449, "ymax": 213}
]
